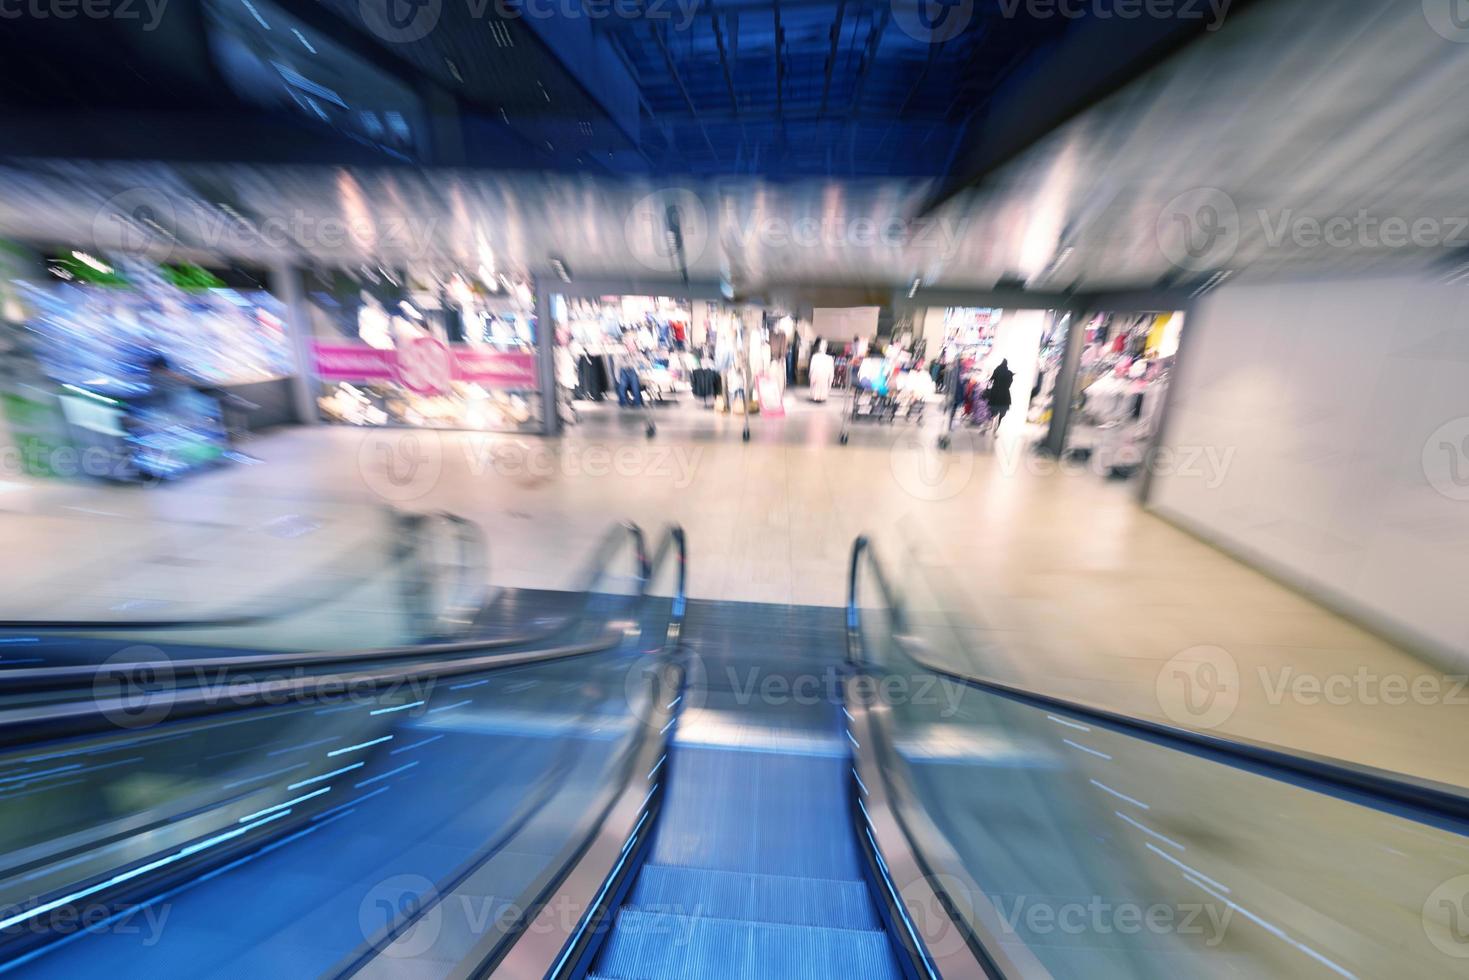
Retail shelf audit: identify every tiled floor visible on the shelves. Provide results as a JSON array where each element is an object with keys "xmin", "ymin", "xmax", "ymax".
[{"xmin": 4, "ymin": 391, "xmax": 1468, "ymax": 786}]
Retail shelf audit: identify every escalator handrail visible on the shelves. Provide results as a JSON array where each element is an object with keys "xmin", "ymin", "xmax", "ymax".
[
  {"xmin": 0, "ymin": 519, "xmax": 645, "ymax": 691},
  {"xmin": 847, "ymin": 534, "xmax": 1469, "ymax": 826},
  {"xmin": 0, "ymin": 630, "xmax": 576, "ymax": 694},
  {"xmin": 0, "ymin": 507, "xmax": 479, "ymax": 632},
  {"xmin": 647, "ymin": 524, "xmax": 687, "ymax": 624},
  {"xmin": 427, "ymin": 510, "xmax": 492, "ymax": 635},
  {"xmin": 0, "ymin": 628, "xmax": 630, "ymax": 748},
  {"xmin": 578, "ymin": 520, "xmax": 650, "ymax": 595},
  {"xmin": 480, "ymin": 523, "xmax": 686, "ymax": 979},
  {"xmin": 0, "ymin": 522, "xmax": 669, "ymax": 742}
]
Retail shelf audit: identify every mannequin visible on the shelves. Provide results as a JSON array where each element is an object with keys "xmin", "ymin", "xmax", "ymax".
[{"xmin": 808, "ymin": 338, "xmax": 834, "ymax": 402}]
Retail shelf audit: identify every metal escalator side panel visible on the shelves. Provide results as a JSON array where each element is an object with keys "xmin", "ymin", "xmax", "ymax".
[
  {"xmin": 447, "ymin": 660, "xmax": 683, "ymax": 980},
  {"xmin": 845, "ymin": 673, "xmax": 1043, "ymax": 980}
]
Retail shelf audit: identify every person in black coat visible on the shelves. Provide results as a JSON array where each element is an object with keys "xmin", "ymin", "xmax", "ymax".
[{"xmin": 984, "ymin": 359, "xmax": 1015, "ymax": 432}]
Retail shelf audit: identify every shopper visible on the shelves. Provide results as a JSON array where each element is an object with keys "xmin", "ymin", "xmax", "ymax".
[{"xmin": 984, "ymin": 358, "xmax": 1014, "ymax": 432}]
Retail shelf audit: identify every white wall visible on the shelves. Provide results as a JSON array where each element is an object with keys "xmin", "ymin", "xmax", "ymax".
[
  {"xmin": 1149, "ymin": 274, "xmax": 1469, "ymax": 662},
  {"xmin": 812, "ymin": 307, "xmax": 880, "ymax": 341},
  {"xmin": 920, "ymin": 307, "xmax": 947, "ymax": 345}
]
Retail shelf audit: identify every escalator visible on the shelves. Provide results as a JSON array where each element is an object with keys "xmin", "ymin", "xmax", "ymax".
[
  {"xmin": 0, "ymin": 513, "xmax": 652, "ymax": 723},
  {"xmin": 586, "ymin": 600, "xmax": 904, "ymax": 979},
  {"xmin": 0, "ymin": 520, "xmax": 682, "ymax": 976},
  {"xmin": 2, "ymin": 527, "xmax": 1468, "ymax": 977}
]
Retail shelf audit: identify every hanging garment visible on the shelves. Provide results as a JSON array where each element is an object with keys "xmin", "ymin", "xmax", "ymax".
[
  {"xmin": 759, "ymin": 375, "xmax": 786, "ymax": 417},
  {"xmin": 690, "ymin": 368, "xmax": 721, "ymax": 399},
  {"xmin": 769, "ymin": 330, "xmax": 788, "ymax": 360},
  {"xmin": 576, "ymin": 354, "xmax": 607, "ymax": 400}
]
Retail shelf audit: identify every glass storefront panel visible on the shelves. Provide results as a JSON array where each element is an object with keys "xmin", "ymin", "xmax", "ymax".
[{"xmin": 303, "ymin": 269, "xmax": 542, "ymax": 432}]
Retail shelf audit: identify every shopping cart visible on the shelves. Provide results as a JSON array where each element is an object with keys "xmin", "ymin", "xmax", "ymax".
[
  {"xmin": 838, "ymin": 382, "xmax": 903, "ymax": 445},
  {"xmin": 937, "ymin": 368, "xmax": 994, "ymax": 450}
]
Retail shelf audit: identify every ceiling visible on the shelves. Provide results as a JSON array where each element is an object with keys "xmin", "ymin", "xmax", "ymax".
[
  {"xmin": 2, "ymin": 0, "xmax": 1467, "ymax": 293},
  {"xmin": 592, "ymin": 0, "xmax": 1073, "ymax": 177},
  {"xmin": 0, "ymin": 0, "xmax": 1211, "ymax": 177}
]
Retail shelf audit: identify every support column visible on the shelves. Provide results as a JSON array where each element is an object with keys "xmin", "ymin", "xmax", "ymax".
[
  {"xmin": 273, "ymin": 264, "xmax": 320, "ymax": 426},
  {"xmin": 533, "ymin": 275, "xmax": 559, "ymax": 436},
  {"xmin": 1042, "ymin": 304, "xmax": 1087, "ymax": 456},
  {"xmin": 1137, "ymin": 303, "xmax": 1195, "ymax": 505}
]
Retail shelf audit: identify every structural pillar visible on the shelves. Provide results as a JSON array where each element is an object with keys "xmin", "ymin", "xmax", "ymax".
[
  {"xmin": 1041, "ymin": 304, "xmax": 1087, "ymax": 456},
  {"xmin": 273, "ymin": 263, "xmax": 320, "ymax": 427},
  {"xmin": 533, "ymin": 274, "xmax": 560, "ymax": 436}
]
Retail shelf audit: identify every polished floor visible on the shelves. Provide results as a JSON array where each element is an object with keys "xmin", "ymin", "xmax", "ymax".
[{"xmin": 3, "ymin": 391, "xmax": 1467, "ymax": 788}]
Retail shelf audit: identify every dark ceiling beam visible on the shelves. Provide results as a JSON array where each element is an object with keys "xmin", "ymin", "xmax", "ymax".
[
  {"xmin": 848, "ymin": 4, "xmax": 889, "ymax": 116},
  {"xmin": 773, "ymin": 0, "xmax": 785, "ymax": 123},
  {"xmin": 711, "ymin": 14, "xmax": 741, "ymax": 117},
  {"xmin": 874, "ymin": 33, "xmax": 944, "ymax": 156},
  {"xmin": 646, "ymin": 17, "xmax": 720, "ymax": 163},
  {"xmin": 710, "ymin": 11, "xmax": 746, "ymax": 157},
  {"xmin": 818, "ymin": 0, "xmax": 846, "ymax": 117},
  {"xmin": 919, "ymin": 0, "xmax": 1274, "ymax": 215}
]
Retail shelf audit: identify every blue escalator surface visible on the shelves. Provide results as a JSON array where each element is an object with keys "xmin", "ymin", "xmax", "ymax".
[{"xmin": 589, "ymin": 599, "xmax": 903, "ymax": 980}]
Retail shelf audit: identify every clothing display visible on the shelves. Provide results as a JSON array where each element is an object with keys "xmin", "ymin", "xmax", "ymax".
[
  {"xmin": 573, "ymin": 352, "xmax": 612, "ymax": 401},
  {"xmin": 808, "ymin": 352, "xmax": 834, "ymax": 402},
  {"xmin": 1065, "ymin": 311, "xmax": 1185, "ymax": 477},
  {"xmin": 555, "ymin": 296, "xmax": 696, "ymax": 419},
  {"xmin": 690, "ymin": 367, "xmax": 722, "ymax": 403}
]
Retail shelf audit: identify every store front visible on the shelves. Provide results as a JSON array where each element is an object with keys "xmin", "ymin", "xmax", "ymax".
[
  {"xmin": 2, "ymin": 252, "xmax": 294, "ymax": 481},
  {"xmin": 551, "ymin": 293, "xmax": 804, "ymax": 429},
  {"xmin": 925, "ymin": 305, "xmax": 1068, "ymax": 438},
  {"xmin": 302, "ymin": 268, "xmax": 541, "ymax": 433},
  {"xmin": 553, "ymin": 294, "xmax": 691, "ymax": 422},
  {"xmin": 1063, "ymin": 310, "xmax": 1185, "ymax": 479}
]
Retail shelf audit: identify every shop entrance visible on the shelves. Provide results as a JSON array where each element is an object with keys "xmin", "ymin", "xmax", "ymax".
[
  {"xmin": 1062, "ymin": 310, "xmax": 1185, "ymax": 479},
  {"xmin": 925, "ymin": 306, "xmax": 1068, "ymax": 445},
  {"xmin": 305, "ymin": 268, "xmax": 541, "ymax": 433},
  {"xmin": 551, "ymin": 294, "xmax": 805, "ymax": 440}
]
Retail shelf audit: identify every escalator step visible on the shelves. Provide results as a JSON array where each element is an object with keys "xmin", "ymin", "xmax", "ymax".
[
  {"xmin": 593, "ymin": 908, "xmax": 903, "ymax": 980},
  {"xmin": 628, "ymin": 865, "xmax": 880, "ymax": 931},
  {"xmin": 652, "ymin": 746, "xmax": 861, "ymax": 880}
]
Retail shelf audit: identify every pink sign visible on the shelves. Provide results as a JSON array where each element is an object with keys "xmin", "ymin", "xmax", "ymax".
[
  {"xmin": 312, "ymin": 344, "xmax": 396, "ymax": 382},
  {"xmin": 312, "ymin": 341, "xmax": 538, "ymax": 395},
  {"xmin": 452, "ymin": 349, "xmax": 539, "ymax": 387}
]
